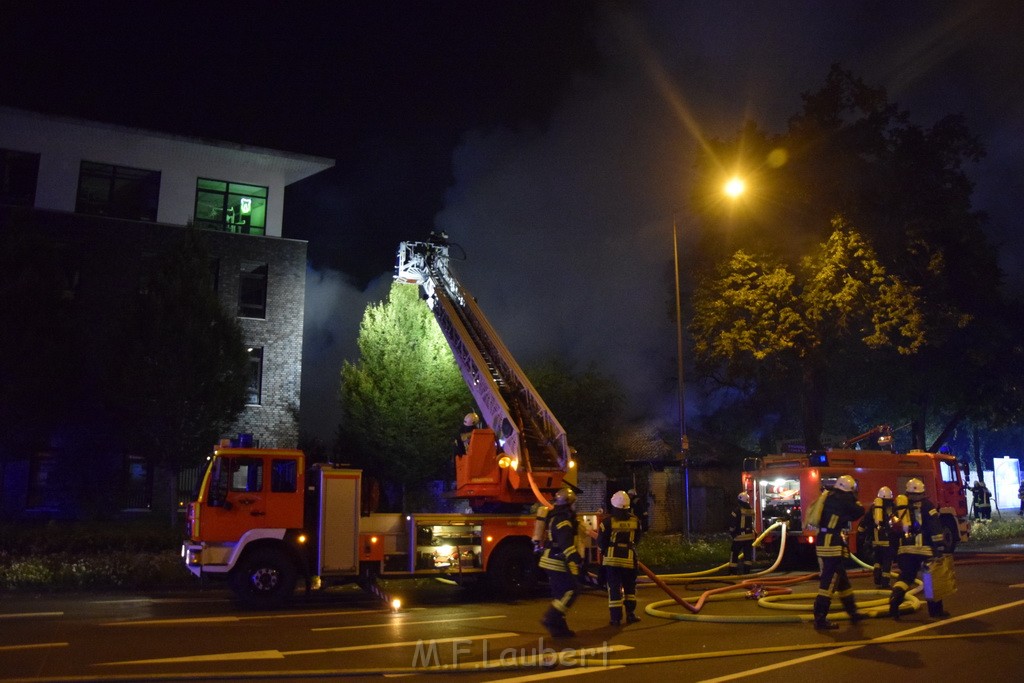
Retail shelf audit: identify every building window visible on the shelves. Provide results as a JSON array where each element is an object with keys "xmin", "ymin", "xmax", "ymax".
[
  {"xmin": 76, "ymin": 160, "xmax": 160, "ymax": 221},
  {"xmin": 247, "ymin": 346, "xmax": 264, "ymax": 405},
  {"xmin": 0, "ymin": 148, "xmax": 40, "ymax": 206},
  {"xmin": 27, "ymin": 450, "xmax": 60, "ymax": 510},
  {"xmin": 209, "ymin": 257, "xmax": 220, "ymax": 293},
  {"xmin": 238, "ymin": 261, "xmax": 268, "ymax": 318},
  {"xmin": 122, "ymin": 455, "xmax": 152, "ymax": 510},
  {"xmin": 194, "ymin": 178, "xmax": 267, "ymax": 235}
]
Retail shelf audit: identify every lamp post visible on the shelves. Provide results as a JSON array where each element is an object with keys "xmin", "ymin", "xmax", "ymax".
[
  {"xmin": 673, "ymin": 175, "xmax": 746, "ymax": 542},
  {"xmin": 672, "ymin": 214, "xmax": 691, "ymax": 541}
]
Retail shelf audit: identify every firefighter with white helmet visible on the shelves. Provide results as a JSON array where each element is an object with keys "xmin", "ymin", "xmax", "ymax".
[
  {"xmin": 599, "ymin": 490, "xmax": 642, "ymax": 626},
  {"xmin": 539, "ymin": 487, "xmax": 583, "ymax": 638},
  {"xmin": 865, "ymin": 486, "xmax": 897, "ymax": 588},
  {"xmin": 453, "ymin": 412, "xmax": 479, "ymax": 456},
  {"xmin": 812, "ymin": 474, "xmax": 865, "ymax": 630},
  {"xmin": 728, "ymin": 491, "xmax": 755, "ymax": 575},
  {"xmin": 889, "ymin": 478, "xmax": 950, "ymax": 620}
]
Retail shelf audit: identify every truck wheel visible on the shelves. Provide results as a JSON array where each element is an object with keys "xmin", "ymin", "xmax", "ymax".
[
  {"xmin": 230, "ymin": 547, "xmax": 297, "ymax": 607},
  {"xmin": 487, "ymin": 541, "xmax": 541, "ymax": 598},
  {"xmin": 941, "ymin": 517, "xmax": 959, "ymax": 554}
]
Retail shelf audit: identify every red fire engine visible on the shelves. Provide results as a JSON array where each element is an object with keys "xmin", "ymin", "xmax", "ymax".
[
  {"xmin": 742, "ymin": 430, "xmax": 969, "ymax": 562},
  {"xmin": 181, "ymin": 235, "xmax": 579, "ymax": 605}
]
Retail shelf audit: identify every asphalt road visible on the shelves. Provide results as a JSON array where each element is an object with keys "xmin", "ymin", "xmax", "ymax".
[{"xmin": 1, "ymin": 550, "xmax": 1023, "ymax": 682}]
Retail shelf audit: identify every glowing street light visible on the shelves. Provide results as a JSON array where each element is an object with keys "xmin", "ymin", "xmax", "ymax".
[{"xmin": 723, "ymin": 176, "xmax": 746, "ymax": 198}]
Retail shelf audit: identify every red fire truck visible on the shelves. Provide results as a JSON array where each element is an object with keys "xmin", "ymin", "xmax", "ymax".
[
  {"xmin": 742, "ymin": 439, "xmax": 969, "ymax": 562},
  {"xmin": 181, "ymin": 235, "xmax": 579, "ymax": 605}
]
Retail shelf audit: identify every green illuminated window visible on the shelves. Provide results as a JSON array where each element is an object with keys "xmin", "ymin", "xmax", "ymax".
[{"xmin": 194, "ymin": 177, "xmax": 268, "ymax": 235}]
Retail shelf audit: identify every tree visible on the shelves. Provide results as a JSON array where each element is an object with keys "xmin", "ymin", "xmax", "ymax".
[
  {"xmin": 108, "ymin": 229, "xmax": 249, "ymax": 520},
  {"xmin": 690, "ymin": 219, "xmax": 924, "ymax": 450},
  {"xmin": 527, "ymin": 358, "xmax": 629, "ymax": 477},
  {"xmin": 690, "ymin": 65, "xmax": 1009, "ymax": 451},
  {"xmin": 338, "ymin": 282, "xmax": 471, "ymax": 508},
  {"xmin": 0, "ymin": 214, "xmax": 82, "ymax": 455}
]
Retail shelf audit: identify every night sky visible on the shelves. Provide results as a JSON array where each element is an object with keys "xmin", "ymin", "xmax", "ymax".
[{"xmin": 3, "ymin": 1, "xmax": 1022, "ymax": 442}]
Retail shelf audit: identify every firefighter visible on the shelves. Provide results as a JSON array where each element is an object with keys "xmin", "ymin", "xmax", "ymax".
[
  {"xmin": 1018, "ymin": 480, "xmax": 1024, "ymax": 516},
  {"xmin": 453, "ymin": 412, "xmax": 479, "ymax": 456},
  {"xmin": 889, "ymin": 478, "xmax": 950, "ymax": 620},
  {"xmin": 599, "ymin": 490, "xmax": 642, "ymax": 626},
  {"xmin": 813, "ymin": 474, "xmax": 865, "ymax": 630},
  {"xmin": 538, "ymin": 487, "xmax": 583, "ymax": 638},
  {"xmin": 972, "ymin": 480, "xmax": 992, "ymax": 521},
  {"xmin": 866, "ymin": 486, "xmax": 897, "ymax": 588},
  {"xmin": 728, "ymin": 492, "xmax": 755, "ymax": 575}
]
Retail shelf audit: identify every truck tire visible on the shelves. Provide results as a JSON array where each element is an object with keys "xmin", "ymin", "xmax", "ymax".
[
  {"xmin": 230, "ymin": 547, "xmax": 297, "ymax": 607},
  {"xmin": 940, "ymin": 516, "xmax": 959, "ymax": 554},
  {"xmin": 487, "ymin": 540, "xmax": 542, "ymax": 598}
]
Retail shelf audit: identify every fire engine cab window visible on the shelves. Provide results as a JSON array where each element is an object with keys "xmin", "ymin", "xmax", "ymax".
[
  {"xmin": 270, "ymin": 459, "xmax": 297, "ymax": 493},
  {"xmin": 940, "ymin": 461, "xmax": 956, "ymax": 483},
  {"xmin": 230, "ymin": 458, "xmax": 263, "ymax": 493}
]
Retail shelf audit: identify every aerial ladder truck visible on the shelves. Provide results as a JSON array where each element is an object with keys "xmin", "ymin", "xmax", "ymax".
[{"xmin": 181, "ymin": 233, "xmax": 577, "ymax": 605}]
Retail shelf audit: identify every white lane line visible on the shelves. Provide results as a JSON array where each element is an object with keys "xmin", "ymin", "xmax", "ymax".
[
  {"xmin": 312, "ymin": 614, "xmax": 506, "ymax": 631},
  {"xmin": 96, "ymin": 632, "xmax": 519, "ymax": 666},
  {"xmin": 698, "ymin": 597, "xmax": 1024, "ymax": 683},
  {"xmin": 0, "ymin": 643, "xmax": 69, "ymax": 652},
  {"xmin": 0, "ymin": 612, "xmax": 63, "ymax": 619},
  {"xmin": 103, "ymin": 607, "xmax": 412, "ymax": 626}
]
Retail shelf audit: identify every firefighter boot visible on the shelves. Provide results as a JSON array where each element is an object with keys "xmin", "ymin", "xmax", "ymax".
[
  {"xmin": 889, "ymin": 588, "xmax": 905, "ymax": 620},
  {"xmin": 841, "ymin": 595, "xmax": 864, "ymax": 625},
  {"xmin": 872, "ymin": 565, "xmax": 883, "ymax": 587},
  {"xmin": 542, "ymin": 607, "xmax": 575, "ymax": 638},
  {"xmin": 813, "ymin": 596, "xmax": 838, "ymax": 630},
  {"xmin": 927, "ymin": 600, "xmax": 950, "ymax": 619}
]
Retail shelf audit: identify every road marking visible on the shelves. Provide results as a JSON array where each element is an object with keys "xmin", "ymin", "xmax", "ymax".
[
  {"xmin": 0, "ymin": 642, "xmax": 69, "ymax": 652},
  {"xmin": 96, "ymin": 632, "xmax": 519, "ymax": 665},
  {"xmin": 697, "ymin": 597, "xmax": 1024, "ymax": 683},
  {"xmin": 103, "ymin": 607, "xmax": 413, "ymax": 626},
  {"xmin": 312, "ymin": 614, "xmax": 506, "ymax": 631},
  {"xmin": 0, "ymin": 612, "xmax": 63, "ymax": 619}
]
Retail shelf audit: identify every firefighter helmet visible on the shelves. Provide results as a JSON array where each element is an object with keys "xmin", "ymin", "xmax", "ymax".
[
  {"xmin": 877, "ymin": 486, "xmax": 893, "ymax": 500},
  {"xmin": 834, "ymin": 475, "xmax": 856, "ymax": 492},
  {"xmin": 611, "ymin": 490, "xmax": 630, "ymax": 509},
  {"xmin": 738, "ymin": 491, "xmax": 750, "ymax": 504},
  {"xmin": 463, "ymin": 412, "xmax": 479, "ymax": 427},
  {"xmin": 906, "ymin": 478, "xmax": 925, "ymax": 495},
  {"xmin": 553, "ymin": 488, "xmax": 576, "ymax": 507}
]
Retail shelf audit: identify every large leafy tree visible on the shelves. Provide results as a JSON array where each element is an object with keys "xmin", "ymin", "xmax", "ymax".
[
  {"xmin": 691, "ymin": 220, "xmax": 924, "ymax": 450},
  {"xmin": 338, "ymin": 282, "xmax": 471, "ymax": 506},
  {"xmin": 690, "ymin": 65, "xmax": 1009, "ymax": 451},
  {"xmin": 527, "ymin": 358, "xmax": 629, "ymax": 477},
  {"xmin": 109, "ymin": 229, "xmax": 249, "ymax": 519}
]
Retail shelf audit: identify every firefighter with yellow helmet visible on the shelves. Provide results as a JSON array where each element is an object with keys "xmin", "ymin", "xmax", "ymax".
[
  {"xmin": 728, "ymin": 491, "xmax": 755, "ymax": 575},
  {"xmin": 866, "ymin": 486, "xmax": 897, "ymax": 588},
  {"xmin": 813, "ymin": 474, "xmax": 865, "ymax": 630},
  {"xmin": 889, "ymin": 478, "xmax": 950, "ymax": 620},
  {"xmin": 538, "ymin": 487, "xmax": 583, "ymax": 638},
  {"xmin": 598, "ymin": 490, "xmax": 642, "ymax": 626}
]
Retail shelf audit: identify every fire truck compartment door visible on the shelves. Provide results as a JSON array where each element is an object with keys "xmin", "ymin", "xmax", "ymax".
[{"xmin": 319, "ymin": 470, "xmax": 360, "ymax": 573}]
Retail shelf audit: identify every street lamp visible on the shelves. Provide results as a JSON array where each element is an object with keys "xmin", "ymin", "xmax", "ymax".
[{"xmin": 674, "ymin": 175, "xmax": 746, "ymax": 540}]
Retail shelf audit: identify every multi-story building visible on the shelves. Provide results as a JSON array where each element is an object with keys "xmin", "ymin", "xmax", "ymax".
[{"xmin": 0, "ymin": 106, "xmax": 334, "ymax": 517}]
